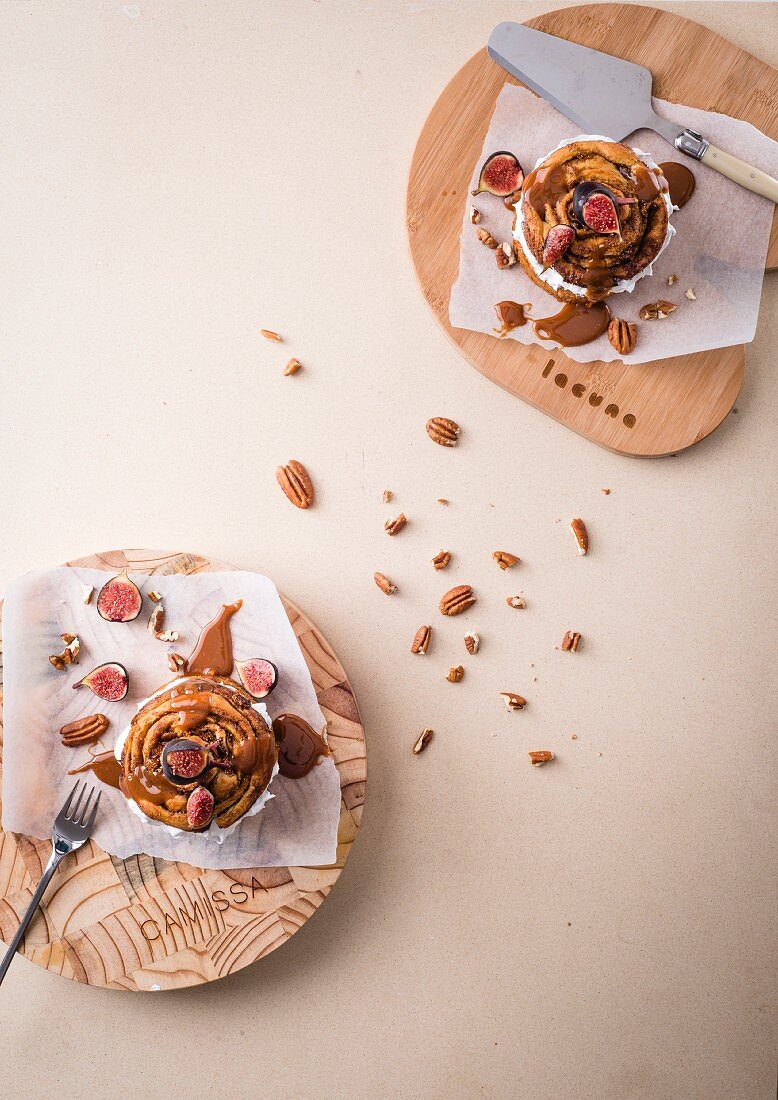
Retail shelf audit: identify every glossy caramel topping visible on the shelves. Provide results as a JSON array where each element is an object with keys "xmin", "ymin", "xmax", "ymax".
[
  {"xmin": 630, "ymin": 162, "xmax": 665, "ymax": 202},
  {"xmin": 186, "ymin": 600, "xmax": 243, "ymax": 676},
  {"xmin": 273, "ymin": 713, "xmax": 331, "ymax": 779},
  {"xmin": 68, "ymin": 749, "xmax": 122, "ymax": 789},
  {"xmin": 533, "ymin": 300, "xmax": 611, "ymax": 348},
  {"xmin": 494, "ymin": 300, "xmax": 531, "ymax": 336},
  {"xmin": 169, "ymin": 690, "xmax": 213, "ymax": 732},
  {"xmin": 658, "ymin": 162, "xmax": 696, "ymax": 209},
  {"xmin": 522, "ymin": 161, "xmax": 572, "ymax": 217}
]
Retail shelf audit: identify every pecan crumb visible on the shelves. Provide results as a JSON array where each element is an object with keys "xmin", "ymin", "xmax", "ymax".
[
  {"xmin": 411, "ymin": 625, "xmax": 432, "ymax": 654},
  {"xmin": 80, "ymin": 584, "xmax": 94, "ymax": 605},
  {"xmin": 476, "ymin": 227, "xmax": 498, "ymax": 249},
  {"xmin": 436, "ymin": 498, "xmax": 450, "ymax": 505},
  {"xmin": 49, "ymin": 633, "xmax": 80, "ymax": 670},
  {"xmin": 382, "ymin": 489, "xmax": 393, "ymax": 504},
  {"xmin": 463, "ymin": 631, "xmax": 480, "ymax": 655},
  {"xmin": 528, "ymin": 750, "xmax": 554, "ymax": 766},
  {"xmin": 468, "ymin": 206, "xmax": 481, "ymax": 225},
  {"xmin": 431, "ymin": 549, "xmax": 452, "ymax": 571},
  {"xmin": 283, "ymin": 357, "xmax": 302, "ymax": 376},
  {"xmin": 496, "ymin": 242, "xmax": 516, "ymax": 268},
  {"xmin": 571, "ymin": 517, "xmax": 589, "ymax": 556},
  {"xmin": 561, "ymin": 630, "xmax": 582, "ymax": 652},
  {"xmin": 374, "ymin": 571, "xmax": 397, "ymax": 595},
  {"xmin": 601, "ymin": 488, "xmax": 611, "ymax": 495},
  {"xmin": 446, "ymin": 665, "xmax": 464, "ymax": 683},
  {"xmin": 639, "ymin": 300, "xmax": 677, "ymax": 321},
  {"xmin": 147, "ymin": 590, "xmax": 162, "ymax": 602},
  {"xmin": 385, "ymin": 512, "xmax": 407, "ymax": 536},
  {"xmin": 506, "ymin": 595, "xmax": 526, "ymax": 609},
  {"xmin": 668, "ymin": 274, "xmax": 678, "ymax": 285},
  {"xmin": 413, "ymin": 728, "xmax": 434, "ymax": 755},
  {"xmin": 168, "ymin": 652, "xmax": 187, "ymax": 673},
  {"xmin": 493, "ymin": 550, "xmax": 520, "ymax": 570},
  {"xmin": 499, "ymin": 691, "xmax": 526, "ymax": 712},
  {"xmin": 685, "ymin": 288, "xmax": 696, "ymax": 300},
  {"xmin": 260, "ymin": 328, "xmax": 282, "ymax": 342}
]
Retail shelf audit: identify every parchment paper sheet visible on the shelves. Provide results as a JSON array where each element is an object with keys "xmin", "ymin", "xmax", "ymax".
[
  {"xmin": 1, "ymin": 568, "xmax": 341, "ymax": 869},
  {"xmin": 449, "ymin": 85, "xmax": 777, "ymax": 364}
]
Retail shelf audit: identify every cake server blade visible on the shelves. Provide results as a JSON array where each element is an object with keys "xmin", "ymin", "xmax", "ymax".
[{"xmin": 486, "ymin": 22, "xmax": 778, "ymax": 203}]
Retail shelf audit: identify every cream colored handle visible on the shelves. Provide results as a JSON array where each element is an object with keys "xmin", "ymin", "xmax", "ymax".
[{"xmin": 700, "ymin": 143, "xmax": 778, "ymax": 203}]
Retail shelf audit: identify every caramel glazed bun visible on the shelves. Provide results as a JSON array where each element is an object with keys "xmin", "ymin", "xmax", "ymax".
[
  {"xmin": 121, "ymin": 673, "xmax": 278, "ymax": 831},
  {"xmin": 514, "ymin": 139, "xmax": 672, "ymax": 304}
]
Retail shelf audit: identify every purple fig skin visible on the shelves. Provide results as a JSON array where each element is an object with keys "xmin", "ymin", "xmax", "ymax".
[
  {"xmin": 236, "ymin": 658, "xmax": 279, "ymax": 700},
  {"xmin": 73, "ymin": 661, "xmax": 129, "ymax": 701},
  {"xmin": 96, "ymin": 570, "xmax": 142, "ymax": 622},
  {"xmin": 472, "ymin": 151, "xmax": 524, "ymax": 197}
]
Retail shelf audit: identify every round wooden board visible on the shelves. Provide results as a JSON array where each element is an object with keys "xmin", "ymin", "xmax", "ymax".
[
  {"xmin": 407, "ymin": 3, "xmax": 778, "ymax": 457},
  {"xmin": 0, "ymin": 549, "xmax": 366, "ymax": 990}
]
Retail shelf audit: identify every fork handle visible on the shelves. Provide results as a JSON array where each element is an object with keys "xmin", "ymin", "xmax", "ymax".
[{"xmin": 0, "ymin": 848, "xmax": 61, "ymax": 987}]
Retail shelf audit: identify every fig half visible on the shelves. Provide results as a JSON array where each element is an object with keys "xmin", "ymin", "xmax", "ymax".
[
  {"xmin": 236, "ymin": 658, "xmax": 278, "ymax": 699},
  {"xmin": 161, "ymin": 738, "xmax": 210, "ymax": 785},
  {"xmin": 572, "ymin": 182, "xmax": 636, "ymax": 235},
  {"xmin": 73, "ymin": 661, "xmax": 129, "ymax": 701},
  {"xmin": 96, "ymin": 569, "xmax": 142, "ymax": 622},
  {"xmin": 472, "ymin": 151, "xmax": 524, "ymax": 197},
  {"xmin": 186, "ymin": 786, "xmax": 214, "ymax": 829},
  {"xmin": 541, "ymin": 224, "xmax": 575, "ymax": 269}
]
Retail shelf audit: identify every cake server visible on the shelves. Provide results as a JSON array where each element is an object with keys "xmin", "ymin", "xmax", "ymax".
[
  {"xmin": 0, "ymin": 780, "xmax": 100, "ymax": 986},
  {"xmin": 487, "ymin": 22, "xmax": 778, "ymax": 203}
]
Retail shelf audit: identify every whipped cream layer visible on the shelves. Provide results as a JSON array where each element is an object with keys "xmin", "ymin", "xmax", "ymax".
[{"xmin": 512, "ymin": 134, "xmax": 676, "ymax": 299}]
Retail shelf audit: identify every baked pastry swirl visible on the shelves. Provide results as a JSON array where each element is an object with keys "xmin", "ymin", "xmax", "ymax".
[
  {"xmin": 119, "ymin": 673, "xmax": 277, "ymax": 831},
  {"xmin": 513, "ymin": 138, "xmax": 674, "ymax": 303}
]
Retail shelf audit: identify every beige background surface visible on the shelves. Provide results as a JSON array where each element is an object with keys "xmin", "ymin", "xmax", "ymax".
[{"xmin": 0, "ymin": 2, "xmax": 775, "ymax": 1098}]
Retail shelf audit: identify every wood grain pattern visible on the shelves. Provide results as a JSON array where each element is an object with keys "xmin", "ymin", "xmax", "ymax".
[
  {"xmin": 407, "ymin": 4, "xmax": 778, "ymax": 456},
  {"xmin": 0, "ymin": 549, "xmax": 366, "ymax": 990}
]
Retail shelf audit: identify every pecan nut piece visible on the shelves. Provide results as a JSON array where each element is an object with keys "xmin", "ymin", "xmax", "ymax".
[
  {"xmin": 506, "ymin": 595, "xmax": 526, "ymax": 609},
  {"xmin": 168, "ymin": 652, "xmax": 187, "ymax": 673},
  {"xmin": 411, "ymin": 625, "xmax": 432, "ymax": 654},
  {"xmin": 495, "ymin": 242, "xmax": 516, "ymax": 269},
  {"xmin": 60, "ymin": 713, "xmax": 109, "ymax": 747},
  {"xmin": 413, "ymin": 728, "xmax": 434, "ymax": 755},
  {"xmin": 283, "ymin": 357, "xmax": 302, "ymax": 376},
  {"xmin": 561, "ymin": 630, "xmax": 582, "ymax": 652},
  {"xmin": 439, "ymin": 584, "xmax": 475, "ymax": 616},
  {"xmin": 499, "ymin": 691, "xmax": 526, "ymax": 712},
  {"xmin": 571, "ymin": 518, "xmax": 589, "ymax": 556},
  {"xmin": 276, "ymin": 460, "xmax": 314, "ymax": 509},
  {"xmin": 463, "ymin": 630, "xmax": 480, "ymax": 655},
  {"xmin": 446, "ymin": 665, "xmax": 464, "ymax": 683},
  {"xmin": 639, "ymin": 299, "xmax": 677, "ymax": 321},
  {"xmin": 493, "ymin": 550, "xmax": 520, "ymax": 570},
  {"xmin": 374, "ymin": 571, "xmax": 397, "ymax": 595},
  {"xmin": 432, "ymin": 549, "xmax": 452, "ymax": 570},
  {"xmin": 528, "ymin": 750, "xmax": 554, "ymax": 766},
  {"xmin": 607, "ymin": 319, "xmax": 637, "ymax": 355},
  {"xmin": 426, "ymin": 417, "xmax": 460, "ymax": 448},
  {"xmin": 385, "ymin": 512, "xmax": 407, "ymax": 536},
  {"xmin": 476, "ymin": 227, "xmax": 498, "ymax": 249}
]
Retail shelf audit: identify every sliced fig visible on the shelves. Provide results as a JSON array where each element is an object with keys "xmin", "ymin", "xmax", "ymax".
[
  {"xmin": 162, "ymin": 738, "xmax": 210, "ymax": 785},
  {"xmin": 541, "ymin": 224, "xmax": 575, "ymax": 269},
  {"xmin": 186, "ymin": 786, "xmax": 214, "ymax": 829},
  {"xmin": 96, "ymin": 569, "xmax": 142, "ymax": 622},
  {"xmin": 236, "ymin": 658, "xmax": 278, "ymax": 700},
  {"xmin": 472, "ymin": 151, "xmax": 524, "ymax": 197},
  {"xmin": 73, "ymin": 661, "xmax": 129, "ymax": 701},
  {"xmin": 572, "ymin": 181, "xmax": 636, "ymax": 235}
]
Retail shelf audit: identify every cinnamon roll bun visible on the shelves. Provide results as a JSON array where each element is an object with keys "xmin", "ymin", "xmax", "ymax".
[{"xmin": 512, "ymin": 138, "xmax": 675, "ymax": 304}]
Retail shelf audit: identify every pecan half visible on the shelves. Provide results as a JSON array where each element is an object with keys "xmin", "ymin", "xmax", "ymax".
[
  {"xmin": 463, "ymin": 630, "xmax": 480, "ymax": 655},
  {"xmin": 468, "ymin": 206, "xmax": 481, "ymax": 225},
  {"xmin": 432, "ymin": 549, "xmax": 451, "ymax": 570},
  {"xmin": 476, "ymin": 227, "xmax": 498, "ymax": 249},
  {"xmin": 561, "ymin": 630, "xmax": 582, "ymax": 652},
  {"xmin": 499, "ymin": 691, "xmax": 526, "ymax": 712},
  {"xmin": 446, "ymin": 665, "xmax": 464, "ymax": 683},
  {"xmin": 506, "ymin": 595, "xmax": 526, "ymax": 609},
  {"xmin": 413, "ymin": 728, "xmax": 434, "ymax": 755},
  {"xmin": 277, "ymin": 459, "xmax": 314, "ymax": 509},
  {"xmin": 411, "ymin": 625, "xmax": 432, "ymax": 654},
  {"xmin": 571, "ymin": 517, "xmax": 589, "ymax": 556},
  {"xmin": 426, "ymin": 417, "xmax": 460, "ymax": 447},
  {"xmin": 283, "ymin": 357, "xmax": 302, "ymax": 376},
  {"xmin": 385, "ymin": 512, "xmax": 407, "ymax": 536},
  {"xmin": 607, "ymin": 318, "xmax": 637, "ymax": 355},
  {"xmin": 168, "ymin": 652, "xmax": 187, "ymax": 673},
  {"xmin": 493, "ymin": 550, "xmax": 520, "ymax": 570},
  {"xmin": 496, "ymin": 242, "xmax": 516, "ymax": 268},
  {"xmin": 639, "ymin": 299, "xmax": 677, "ymax": 320},
  {"xmin": 528, "ymin": 750, "xmax": 554, "ymax": 766},
  {"xmin": 374, "ymin": 571, "xmax": 397, "ymax": 595},
  {"xmin": 60, "ymin": 713, "xmax": 109, "ymax": 747},
  {"xmin": 439, "ymin": 584, "xmax": 475, "ymax": 616}
]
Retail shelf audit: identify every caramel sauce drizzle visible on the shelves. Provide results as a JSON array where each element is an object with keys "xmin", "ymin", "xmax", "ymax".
[
  {"xmin": 185, "ymin": 600, "xmax": 243, "ymax": 676},
  {"xmin": 532, "ymin": 300, "xmax": 611, "ymax": 348},
  {"xmin": 169, "ymin": 690, "xmax": 213, "ymax": 732},
  {"xmin": 68, "ymin": 751, "xmax": 178, "ymax": 805},
  {"xmin": 273, "ymin": 713, "xmax": 331, "ymax": 779},
  {"xmin": 658, "ymin": 161, "xmax": 696, "ymax": 208},
  {"xmin": 493, "ymin": 300, "xmax": 532, "ymax": 336}
]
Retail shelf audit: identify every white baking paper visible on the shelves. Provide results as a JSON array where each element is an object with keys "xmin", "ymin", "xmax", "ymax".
[
  {"xmin": 1, "ymin": 568, "xmax": 341, "ymax": 869},
  {"xmin": 449, "ymin": 85, "xmax": 778, "ymax": 364}
]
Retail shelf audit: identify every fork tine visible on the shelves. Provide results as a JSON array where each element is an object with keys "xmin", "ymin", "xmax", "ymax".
[
  {"xmin": 69, "ymin": 783, "xmax": 86, "ymax": 821},
  {"xmin": 85, "ymin": 790, "xmax": 101, "ymax": 833},
  {"xmin": 77, "ymin": 786, "xmax": 95, "ymax": 827},
  {"xmin": 60, "ymin": 780, "xmax": 80, "ymax": 818}
]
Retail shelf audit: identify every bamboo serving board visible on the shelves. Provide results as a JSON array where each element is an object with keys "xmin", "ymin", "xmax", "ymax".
[
  {"xmin": 0, "ymin": 549, "xmax": 366, "ymax": 990},
  {"xmin": 407, "ymin": 3, "xmax": 778, "ymax": 456}
]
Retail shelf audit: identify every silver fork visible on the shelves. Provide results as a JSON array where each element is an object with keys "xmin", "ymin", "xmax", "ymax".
[{"xmin": 0, "ymin": 780, "xmax": 101, "ymax": 986}]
